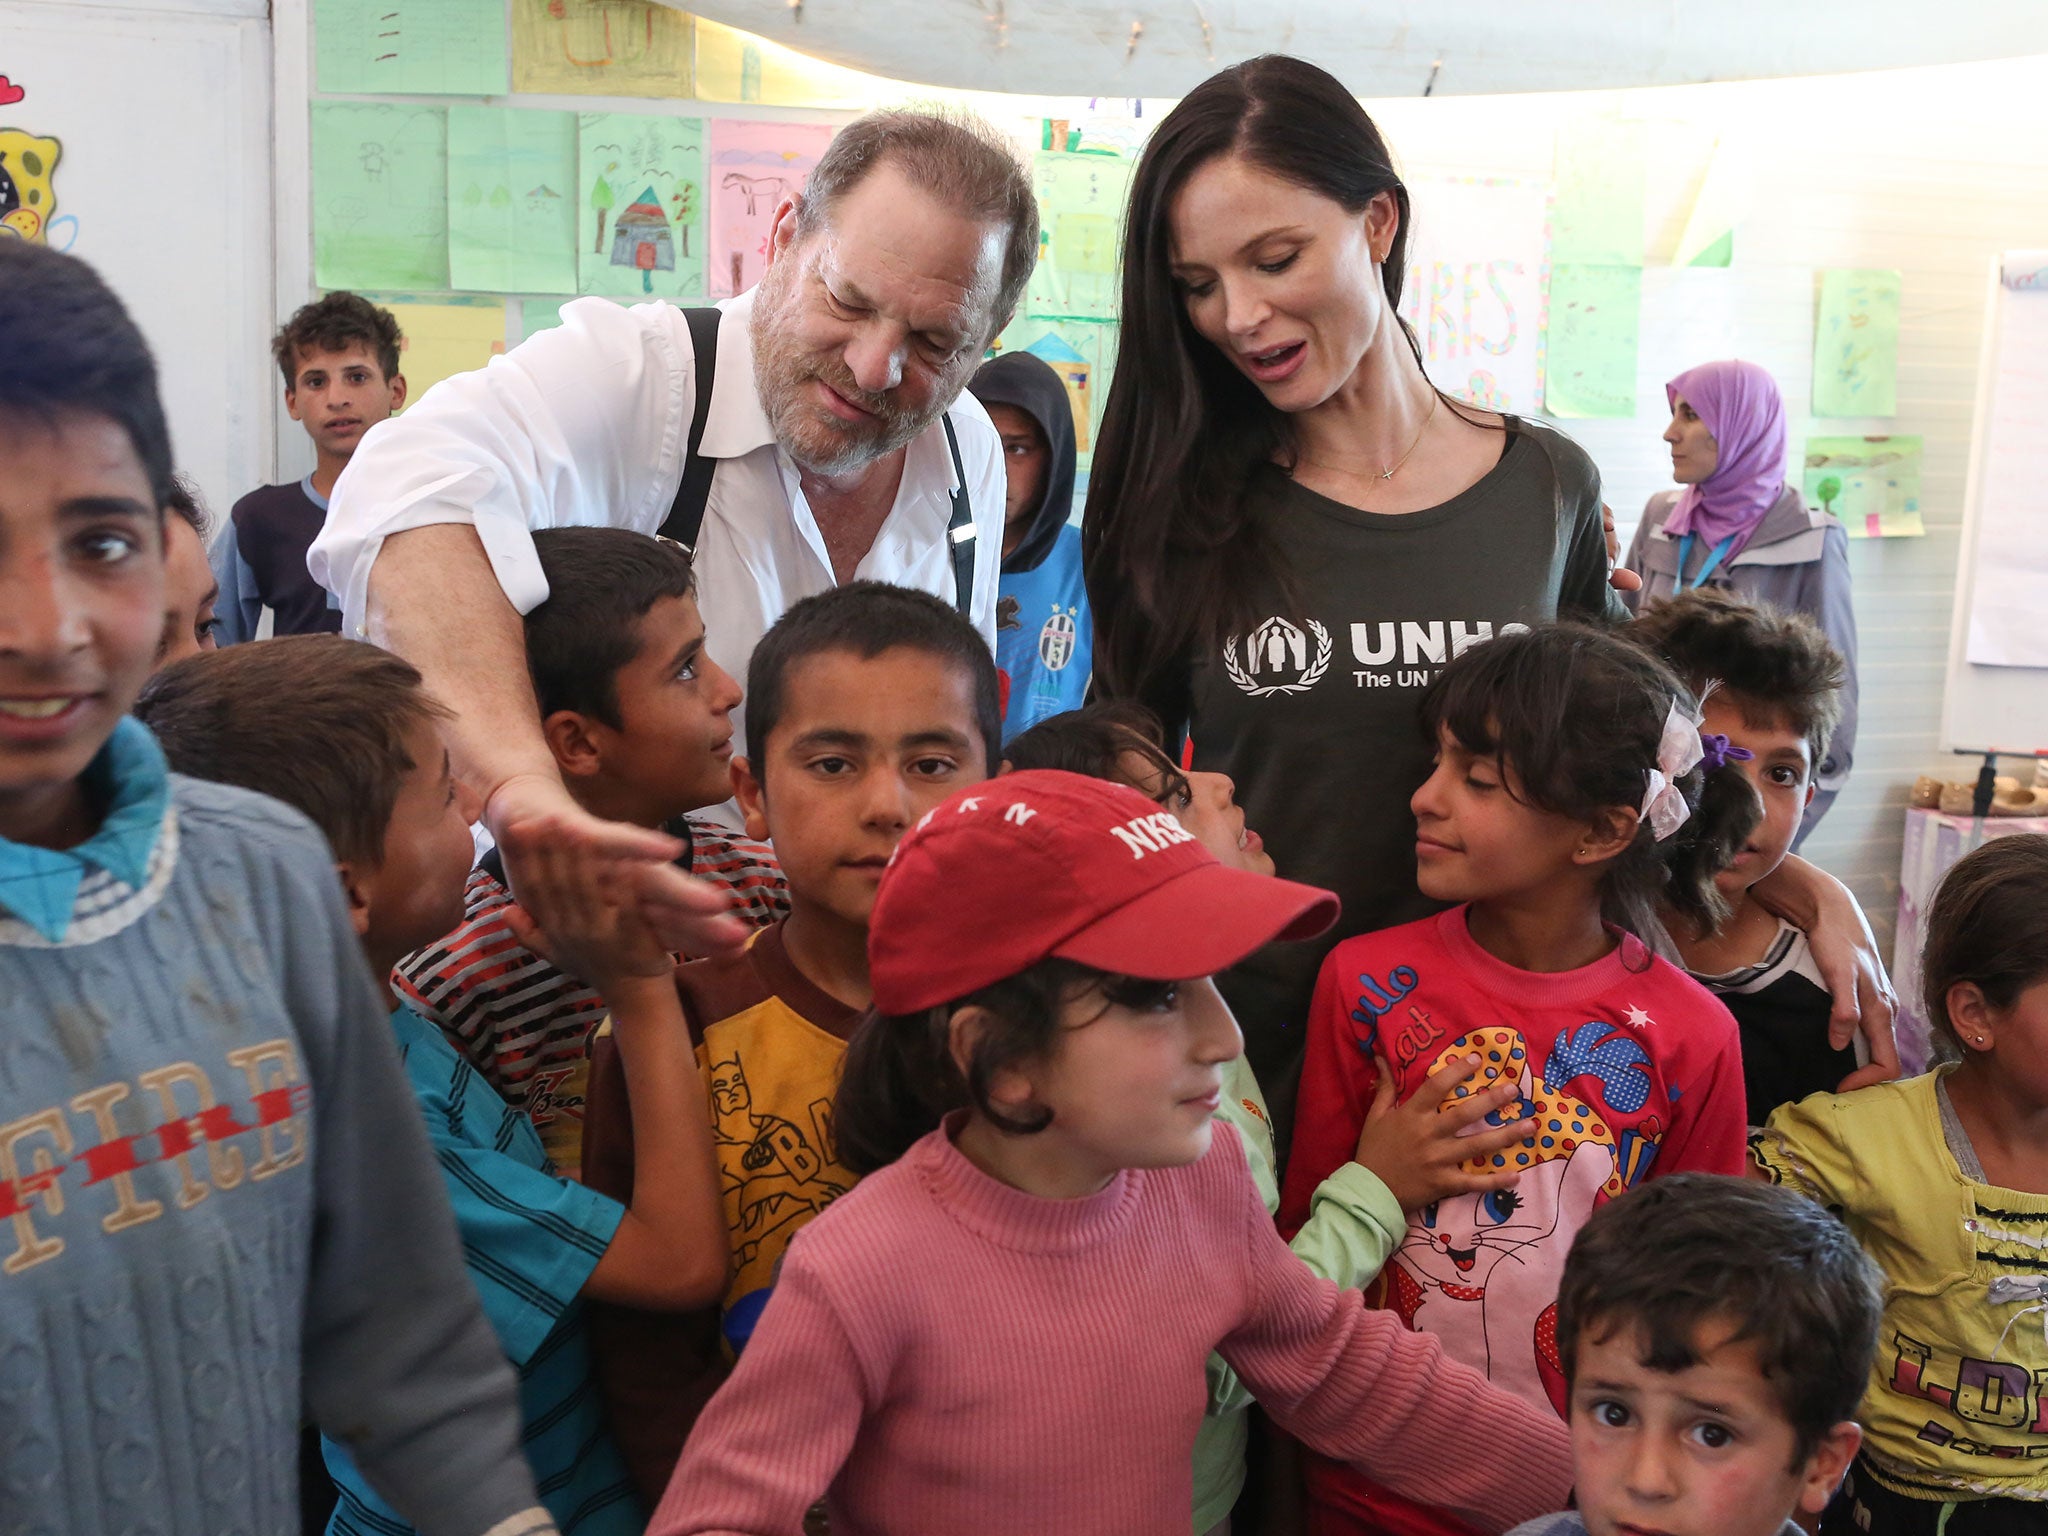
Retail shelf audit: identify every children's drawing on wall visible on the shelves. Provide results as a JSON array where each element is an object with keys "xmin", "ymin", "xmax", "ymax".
[
  {"xmin": 1397, "ymin": 177, "xmax": 1549, "ymax": 415},
  {"xmin": 1543, "ymin": 263, "xmax": 1643, "ymax": 419},
  {"xmin": 511, "ymin": 0, "xmax": 695, "ymax": 98},
  {"xmin": 447, "ymin": 106, "xmax": 578, "ymax": 295},
  {"xmin": 1812, "ymin": 267, "xmax": 1901, "ymax": 418},
  {"xmin": 1802, "ymin": 434, "xmax": 1924, "ymax": 539},
  {"xmin": 313, "ymin": 103, "xmax": 450, "ymax": 291},
  {"xmin": 1025, "ymin": 150, "xmax": 1134, "ymax": 323},
  {"xmin": 578, "ymin": 112, "xmax": 705, "ymax": 299},
  {"xmin": 707, "ymin": 120, "xmax": 834, "ymax": 300},
  {"xmin": 0, "ymin": 127, "xmax": 61, "ymax": 245}
]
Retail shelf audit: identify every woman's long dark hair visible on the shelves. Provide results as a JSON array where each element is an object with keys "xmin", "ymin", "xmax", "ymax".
[{"xmin": 1083, "ymin": 55, "xmax": 1430, "ymax": 699}]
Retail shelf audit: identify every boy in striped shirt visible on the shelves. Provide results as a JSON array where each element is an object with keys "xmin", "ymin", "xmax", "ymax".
[
  {"xmin": 395, "ymin": 529, "xmax": 786, "ymax": 1176},
  {"xmin": 139, "ymin": 636, "xmax": 732, "ymax": 1535}
]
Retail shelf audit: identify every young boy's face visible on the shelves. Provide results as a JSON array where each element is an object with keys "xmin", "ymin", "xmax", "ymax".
[
  {"xmin": 0, "ymin": 409, "xmax": 165, "ymax": 847},
  {"xmin": 285, "ymin": 342, "xmax": 405, "ymax": 461},
  {"xmin": 736, "ymin": 645, "xmax": 987, "ymax": 930},
  {"xmin": 1569, "ymin": 1317, "xmax": 1859, "ymax": 1536},
  {"xmin": 347, "ymin": 717, "xmax": 479, "ymax": 970},
  {"xmin": 1701, "ymin": 692, "xmax": 1814, "ymax": 905},
  {"xmin": 157, "ymin": 513, "xmax": 220, "ymax": 669},
  {"xmin": 984, "ymin": 402, "xmax": 1050, "ymax": 550},
  {"xmin": 570, "ymin": 592, "xmax": 742, "ymax": 826}
]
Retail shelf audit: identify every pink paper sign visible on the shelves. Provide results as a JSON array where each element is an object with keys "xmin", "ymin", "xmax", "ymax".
[{"xmin": 707, "ymin": 119, "xmax": 835, "ymax": 299}]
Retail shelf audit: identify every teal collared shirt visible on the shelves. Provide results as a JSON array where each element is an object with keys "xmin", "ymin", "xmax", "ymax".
[{"xmin": 0, "ymin": 718, "xmax": 170, "ymax": 942}]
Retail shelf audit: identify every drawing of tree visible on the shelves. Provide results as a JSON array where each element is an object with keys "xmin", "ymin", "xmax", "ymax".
[
  {"xmin": 1816, "ymin": 475, "xmax": 1842, "ymax": 516},
  {"xmin": 672, "ymin": 180, "xmax": 697, "ymax": 257},
  {"xmin": 489, "ymin": 184, "xmax": 512, "ymax": 211},
  {"xmin": 591, "ymin": 172, "xmax": 615, "ymax": 253},
  {"xmin": 462, "ymin": 182, "xmax": 484, "ymax": 206}
]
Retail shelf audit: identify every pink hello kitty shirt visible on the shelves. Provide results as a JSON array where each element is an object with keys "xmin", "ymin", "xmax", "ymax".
[{"xmin": 1282, "ymin": 905, "xmax": 1747, "ymax": 1536}]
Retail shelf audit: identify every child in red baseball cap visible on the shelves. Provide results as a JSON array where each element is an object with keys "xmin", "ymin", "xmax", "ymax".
[{"xmin": 647, "ymin": 771, "xmax": 1572, "ymax": 1536}]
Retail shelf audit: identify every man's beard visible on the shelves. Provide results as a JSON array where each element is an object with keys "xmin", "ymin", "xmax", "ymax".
[{"xmin": 750, "ymin": 263, "xmax": 951, "ymax": 478}]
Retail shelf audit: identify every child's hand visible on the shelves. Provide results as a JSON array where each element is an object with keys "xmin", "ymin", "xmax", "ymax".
[
  {"xmin": 500, "ymin": 821, "xmax": 676, "ymax": 990},
  {"xmin": 1352, "ymin": 1051, "xmax": 1538, "ymax": 1213}
]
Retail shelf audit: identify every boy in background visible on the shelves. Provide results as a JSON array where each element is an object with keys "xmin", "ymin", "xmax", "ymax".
[
  {"xmin": 395, "ymin": 527, "xmax": 783, "ymax": 1177},
  {"xmin": 1631, "ymin": 588, "xmax": 1857, "ymax": 1125},
  {"xmin": 582, "ymin": 580, "xmax": 1002, "ymax": 1501},
  {"xmin": 1510, "ymin": 1173, "xmax": 1879, "ymax": 1536},
  {"xmin": 138, "ymin": 636, "xmax": 732, "ymax": 1536},
  {"xmin": 0, "ymin": 236, "xmax": 545, "ymax": 1536},
  {"xmin": 969, "ymin": 350, "xmax": 1091, "ymax": 741},
  {"xmin": 213, "ymin": 292, "xmax": 405, "ymax": 643}
]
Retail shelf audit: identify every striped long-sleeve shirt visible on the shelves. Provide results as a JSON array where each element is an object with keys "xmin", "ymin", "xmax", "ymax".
[{"xmin": 392, "ymin": 819, "xmax": 786, "ymax": 1178}]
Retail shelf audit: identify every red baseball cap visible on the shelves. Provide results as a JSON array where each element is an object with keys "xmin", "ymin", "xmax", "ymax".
[{"xmin": 868, "ymin": 769, "xmax": 1341, "ymax": 1015}]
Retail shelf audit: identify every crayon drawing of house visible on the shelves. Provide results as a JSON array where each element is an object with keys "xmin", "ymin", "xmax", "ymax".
[
  {"xmin": 1022, "ymin": 332, "xmax": 1092, "ymax": 452},
  {"xmin": 610, "ymin": 185, "xmax": 676, "ymax": 292}
]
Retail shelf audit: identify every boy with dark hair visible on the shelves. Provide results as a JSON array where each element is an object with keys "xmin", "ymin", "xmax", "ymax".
[
  {"xmin": 0, "ymin": 238, "xmax": 548, "ymax": 1536},
  {"xmin": 213, "ymin": 292, "xmax": 406, "ymax": 643},
  {"xmin": 582, "ymin": 579, "xmax": 1000, "ymax": 1501},
  {"xmin": 395, "ymin": 526, "xmax": 783, "ymax": 1177},
  {"xmin": 1511, "ymin": 1173, "xmax": 1881, "ymax": 1536},
  {"xmin": 138, "ymin": 635, "xmax": 731, "ymax": 1536},
  {"xmin": 969, "ymin": 350, "xmax": 1092, "ymax": 741},
  {"xmin": 1630, "ymin": 587, "xmax": 1858, "ymax": 1124}
]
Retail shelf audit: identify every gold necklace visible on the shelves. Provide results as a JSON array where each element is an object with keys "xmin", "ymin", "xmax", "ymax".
[{"xmin": 1380, "ymin": 389, "xmax": 1439, "ymax": 481}]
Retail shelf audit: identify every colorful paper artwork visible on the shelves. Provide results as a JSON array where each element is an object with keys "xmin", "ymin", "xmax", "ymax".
[
  {"xmin": 706, "ymin": 119, "xmax": 833, "ymax": 300},
  {"xmin": 1550, "ymin": 118, "xmax": 1646, "ymax": 267},
  {"xmin": 1812, "ymin": 268, "xmax": 1901, "ymax": 418},
  {"xmin": 446, "ymin": 107, "xmax": 579, "ymax": 295},
  {"xmin": 1399, "ymin": 177, "xmax": 1549, "ymax": 417},
  {"xmin": 1026, "ymin": 151, "xmax": 1134, "ymax": 323},
  {"xmin": 994, "ymin": 316, "xmax": 1118, "ymax": 471},
  {"xmin": 1802, "ymin": 435, "xmax": 1924, "ymax": 539},
  {"xmin": 1543, "ymin": 264, "xmax": 1642, "ymax": 419},
  {"xmin": 367, "ymin": 293, "xmax": 508, "ymax": 410},
  {"xmin": 512, "ymin": 0, "xmax": 694, "ymax": 97},
  {"xmin": 692, "ymin": 16, "xmax": 885, "ymax": 110},
  {"xmin": 578, "ymin": 113, "xmax": 705, "ymax": 299},
  {"xmin": 0, "ymin": 127, "xmax": 61, "ymax": 243},
  {"xmin": 313, "ymin": 104, "xmax": 450, "ymax": 292},
  {"xmin": 314, "ymin": 0, "xmax": 509, "ymax": 97}
]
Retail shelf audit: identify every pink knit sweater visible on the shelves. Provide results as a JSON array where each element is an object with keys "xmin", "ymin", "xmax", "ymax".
[{"xmin": 650, "ymin": 1120, "xmax": 1572, "ymax": 1536}]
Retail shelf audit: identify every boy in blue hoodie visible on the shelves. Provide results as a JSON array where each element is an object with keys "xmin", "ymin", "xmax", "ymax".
[{"xmin": 969, "ymin": 351, "xmax": 1091, "ymax": 741}]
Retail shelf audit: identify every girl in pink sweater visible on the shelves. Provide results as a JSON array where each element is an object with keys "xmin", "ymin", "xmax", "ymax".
[{"xmin": 649, "ymin": 770, "xmax": 1573, "ymax": 1536}]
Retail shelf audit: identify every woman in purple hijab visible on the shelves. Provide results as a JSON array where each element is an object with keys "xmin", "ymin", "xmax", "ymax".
[{"xmin": 1623, "ymin": 358, "xmax": 1859, "ymax": 843}]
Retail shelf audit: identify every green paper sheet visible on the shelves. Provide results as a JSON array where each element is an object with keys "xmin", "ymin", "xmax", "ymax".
[
  {"xmin": 1544, "ymin": 264, "xmax": 1641, "ymax": 419},
  {"xmin": 1026, "ymin": 152, "xmax": 1135, "ymax": 323},
  {"xmin": 1551, "ymin": 119, "xmax": 1646, "ymax": 266},
  {"xmin": 314, "ymin": 0, "xmax": 509, "ymax": 97},
  {"xmin": 313, "ymin": 104, "xmax": 449, "ymax": 292},
  {"xmin": 447, "ymin": 106, "xmax": 578, "ymax": 295},
  {"xmin": 1812, "ymin": 268, "xmax": 1900, "ymax": 418},
  {"xmin": 994, "ymin": 316, "xmax": 1119, "ymax": 473},
  {"xmin": 518, "ymin": 295, "xmax": 629, "ymax": 342},
  {"xmin": 1802, "ymin": 435, "xmax": 1924, "ymax": 538},
  {"xmin": 578, "ymin": 113, "xmax": 706, "ymax": 300}
]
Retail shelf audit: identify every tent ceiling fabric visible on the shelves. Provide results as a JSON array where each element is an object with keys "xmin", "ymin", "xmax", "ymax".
[{"xmin": 676, "ymin": 1, "xmax": 2041, "ymax": 98}]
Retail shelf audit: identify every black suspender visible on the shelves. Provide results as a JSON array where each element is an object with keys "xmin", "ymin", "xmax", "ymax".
[
  {"xmin": 658, "ymin": 307, "xmax": 723, "ymax": 550},
  {"xmin": 655, "ymin": 304, "xmax": 977, "ymax": 618}
]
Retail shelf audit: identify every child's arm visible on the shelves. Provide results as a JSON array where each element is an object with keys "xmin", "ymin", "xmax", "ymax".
[
  {"xmin": 282, "ymin": 841, "xmax": 551, "ymax": 1536},
  {"xmin": 1217, "ymin": 1144, "xmax": 1573, "ymax": 1536},
  {"xmin": 1277, "ymin": 948, "xmax": 1380, "ymax": 1234},
  {"xmin": 646, "ymin": 1255, "xmax": 865, "ymax": 1536},
  {"xmin": 1350, "ymin": 1048, "xmax": 1536, "ymax": 1214},
  {"xmin": 507, "ymin": 846, "xmax": 728, "ymax": 1310}
]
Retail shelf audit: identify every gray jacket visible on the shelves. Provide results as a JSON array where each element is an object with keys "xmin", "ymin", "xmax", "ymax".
[{"xmin": 1623, "ymin": 484, "xmax": 1859, "ymax": 846}]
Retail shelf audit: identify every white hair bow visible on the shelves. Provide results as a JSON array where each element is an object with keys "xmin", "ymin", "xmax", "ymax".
[{"xmin": 1639, "ymin": 700, "xmax": 1703, "ymax": 842}]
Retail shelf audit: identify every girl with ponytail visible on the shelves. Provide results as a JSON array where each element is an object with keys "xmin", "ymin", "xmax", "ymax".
[{"xmin": 1281, "ymin": 622, "xmax": 1756, "ymax": 1536}]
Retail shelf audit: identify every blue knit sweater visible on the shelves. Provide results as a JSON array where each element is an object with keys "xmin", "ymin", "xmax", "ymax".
[{"xmin": 0, "ymin": 723, "xmax": 552, "ymax": 1536}]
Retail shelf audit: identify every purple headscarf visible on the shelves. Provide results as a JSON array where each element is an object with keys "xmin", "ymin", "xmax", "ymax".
[{"xmin": 1663, "ymin": 359, "xmax": 1788, "ymax": 555}]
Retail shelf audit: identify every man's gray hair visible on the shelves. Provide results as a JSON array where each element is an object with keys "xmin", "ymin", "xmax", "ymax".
[{"xmin": 799, "ymin": 108, "xmax": 1040, "ymax": 335}]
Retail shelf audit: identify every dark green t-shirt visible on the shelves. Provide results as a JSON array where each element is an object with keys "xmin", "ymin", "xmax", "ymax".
[{"xmin": 1153, "ymin": 420, "xmax": 1623, "ymax": 1137}]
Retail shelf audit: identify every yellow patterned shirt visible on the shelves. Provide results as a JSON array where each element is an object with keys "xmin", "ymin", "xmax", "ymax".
[{"xmin": 1753, "ymin": 1072, "xmax": 2048, "ymax": 1502}]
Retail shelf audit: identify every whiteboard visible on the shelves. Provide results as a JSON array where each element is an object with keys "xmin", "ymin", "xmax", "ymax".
[
  {"xmin": 0, "ymin": 0, "xmax": 276, "ymax": 521},
  {"xmin": 1942, "ymin": 254, "xmax": 2048, "ymax": 753}
]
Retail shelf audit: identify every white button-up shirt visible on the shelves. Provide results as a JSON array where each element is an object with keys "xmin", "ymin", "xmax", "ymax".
[{"xmin": 311, "ymin": 288, "xmax": 1006, "ymax": 776}]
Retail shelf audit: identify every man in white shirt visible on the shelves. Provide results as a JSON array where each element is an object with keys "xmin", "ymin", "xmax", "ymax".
[{"xmin": 311, "ymin": 109, "xmax": 1034, "ymax": 953}]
